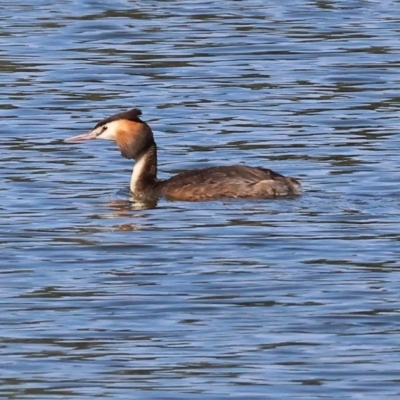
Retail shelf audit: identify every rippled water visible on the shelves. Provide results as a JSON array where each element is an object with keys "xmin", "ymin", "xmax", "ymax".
[{"xmin": 1, "ymin": 0, "xmax": 400, "ymax": 398}]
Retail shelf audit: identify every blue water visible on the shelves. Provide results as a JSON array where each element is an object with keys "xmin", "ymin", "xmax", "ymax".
[{"xmin": 1, "ymin": 0, "xmax": 400, "ymax": 399}]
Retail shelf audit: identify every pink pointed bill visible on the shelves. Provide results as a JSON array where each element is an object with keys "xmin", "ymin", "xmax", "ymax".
[{"xmin": 64, "ymin": 130, "xmax": 98, "ymax": 143}]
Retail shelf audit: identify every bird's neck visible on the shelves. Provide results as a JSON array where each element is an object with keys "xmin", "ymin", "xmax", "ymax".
[{"xmin": 130, "ymin": 142, "xmax": 158, "ymax": 197}]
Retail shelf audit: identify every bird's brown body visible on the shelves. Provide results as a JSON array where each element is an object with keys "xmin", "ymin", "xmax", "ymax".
[
  {"xmin": 65, "ymin": 109, "xmax": 301, "ymax": 202},
  {"xmin": 160, "ymin": 166, "xmax": 300, "ymax": 201}
]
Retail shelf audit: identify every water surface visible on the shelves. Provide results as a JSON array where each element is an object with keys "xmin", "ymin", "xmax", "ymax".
[{"xmin": 1, "ymin": 0, "xmax": 400, "ymax": 399}]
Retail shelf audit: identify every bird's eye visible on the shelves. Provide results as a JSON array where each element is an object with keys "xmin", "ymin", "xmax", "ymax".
[{"xmin": 103, "ymin": 126, "xmax": 108, "ymax": 131}]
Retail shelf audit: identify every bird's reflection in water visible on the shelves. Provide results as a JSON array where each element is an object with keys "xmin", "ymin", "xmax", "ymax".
[
  {"xmin": 108, "ymin": 197, "xmax": 158, "ymax": 211},
  {"xmin": 101, "ymin": 197, "xmax": 158, "ymax": 232}
]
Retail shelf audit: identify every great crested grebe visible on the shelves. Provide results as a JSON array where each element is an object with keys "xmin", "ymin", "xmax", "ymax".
[{"xmin": 65, "ymin": 109, "xmax": 301, "ymax": 202}]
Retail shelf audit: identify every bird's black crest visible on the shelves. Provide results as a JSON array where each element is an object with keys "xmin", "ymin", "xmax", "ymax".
[{"xmin": 94, "ymin": 108, "xmax": 143, "ymax": 128}]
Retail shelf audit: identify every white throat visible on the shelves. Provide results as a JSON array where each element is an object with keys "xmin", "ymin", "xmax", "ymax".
[{"xmin": 130, "ymin": 154, "xmax": 147, "ymax": 194}]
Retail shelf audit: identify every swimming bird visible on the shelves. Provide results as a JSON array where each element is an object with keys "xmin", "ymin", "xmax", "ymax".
[{"xmin": 65, "ymin": 109, "xmax": 301, "ymax": 202}]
